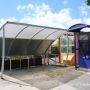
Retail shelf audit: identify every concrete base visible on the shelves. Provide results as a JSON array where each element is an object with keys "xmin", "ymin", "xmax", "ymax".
[{"xmin": 0, "ymin": 72, "xmax": 39, "ymax": 90}]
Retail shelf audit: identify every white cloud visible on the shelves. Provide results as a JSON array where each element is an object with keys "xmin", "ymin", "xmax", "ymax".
[
  {"xmin": 0, "ymin": 3, "xmax": 86, "ymax": 29},
  {"xmin": 16, "ymin": 3, "xmax": 34, "ymax": 11},
  {"xmin": 79, "ymin": 5, "xmax": 88, "ymax": 17},
  {"xmin": 18, "ymin": 3, "xmax": 82, "ymax": 29},
  {"xmin": 16, "ymin": 3, "xmax": 50, "ymax": 13},
  {"xmin": 63, "ymin": 0, "xmax": 68, "ymax": 5},
  {"xmin": 83, "ymin": 17, "xmax": 90, "ymax": 25}
]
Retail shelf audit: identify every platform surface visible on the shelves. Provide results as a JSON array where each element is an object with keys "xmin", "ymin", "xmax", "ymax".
[
  {"xmin": 0, "ymin": 73, "xmax": 40, "ymax": 90},
  {"xmin": 0, "ymin": 66, "xmax": 90, "ymax": 90}
]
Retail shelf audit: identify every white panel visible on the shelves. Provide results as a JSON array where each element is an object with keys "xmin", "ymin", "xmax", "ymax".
[
  {"xmin": 81, "ymin": 28, "xmax": 90, "ymax": 32},
  {"xmin": 5, "ymin": 23, "xmax": 26, "ymax": 38},
  {"xmin": 17, "ymin": 26, "xmax": 44, "ymax": 39},
  {"xmin": 47, "ymin": 30, "xmax": 66, "ymax": 40},
  {"xmin": 0, "ymin": 28, "xmax": 3, "ymax": 37},
  {"xmin": 0, "ymin": 22, "xmax": 67, "ymax": 40},
  {"xmin": 33, "ymin": 28, "xmax": 58, "ymax": 39}
]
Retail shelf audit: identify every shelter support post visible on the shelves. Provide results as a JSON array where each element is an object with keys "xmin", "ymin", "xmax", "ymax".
[
  {"xmin": 10, "ymin": 58, "xmax": 11, "ymax": 74},
  {"xmin": 41, "ymin": 54, "xmax": 46, "ymax": 65},
  {"xmin": 58, "ymin": 37, "xmax": 61, "ymax": 63},
  {"xmin": 46, "ymin": 53, "xmax": 49, "ymax": 65},
  {"xmin": 74, "ymin": 32, "xmax": 79, "ymax": 69},
  {"xmin": 28, "ymin": 56, "xmax": 30, "ymax": 70},
  {"xmin": 66, "ymin": 32, "xmax": 69, "ymax": 65},
  {"xmin": 76, "ymin": 32, "xmax": 79, "ymax": 67},
  {"xmin": 20, "ymin": 59, "xmax": 21, "ymax": 69},
  {"xmin": 43, "ymin": 55, "xmax": 46, "ymax": 65},
  {"xmin": 1, "ymin": 26, "xmax": 5, "ymax": 79},
  {"xmin": 55, "ymin": 54, "xmax": 56, "ymax": 65}
]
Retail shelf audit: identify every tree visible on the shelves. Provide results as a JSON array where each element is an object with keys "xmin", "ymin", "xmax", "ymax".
[{"xmin": 87, "ymin": 0, "xmax": 90, "ymax": 5}]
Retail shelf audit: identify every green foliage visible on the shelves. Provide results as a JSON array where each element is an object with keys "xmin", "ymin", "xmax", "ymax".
[
  {"xmin": 52, "ymin": 46, "xmax": 58, "ymax": 54},
  {"xmin": 87, "ymin": 0, "xmax": 90, "ymax": 5}
]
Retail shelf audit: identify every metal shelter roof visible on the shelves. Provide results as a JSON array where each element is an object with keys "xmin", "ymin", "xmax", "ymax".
[
  {"xmin": 0, "ymin": 21, "xmax": 67, "ymax": 56},
  {"xmin": 68, "ymin": 24, "xmax": 90, "ymax": 32}
]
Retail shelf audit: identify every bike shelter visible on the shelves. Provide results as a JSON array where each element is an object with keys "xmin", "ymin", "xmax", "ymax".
[{"xmin": 68, "ymin": 24, "xmax": 90, "ymax": 69}]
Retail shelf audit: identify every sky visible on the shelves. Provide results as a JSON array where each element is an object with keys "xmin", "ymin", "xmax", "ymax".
[{"xmin": 0, "ymin": 0, "xmax": 90, "ymax": 29}]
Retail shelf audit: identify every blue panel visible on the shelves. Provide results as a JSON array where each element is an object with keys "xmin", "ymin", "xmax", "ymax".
[
  {"xmin": 68, "ymin": 24, "xmax": 87, "ymax": 32},
  {"xmin": 68, "ymin": 24, "xmax": 90, "ymax": 69},
  {"xmin": 79, "ymin": 55, "xmax": 90, "ymax": 68}
]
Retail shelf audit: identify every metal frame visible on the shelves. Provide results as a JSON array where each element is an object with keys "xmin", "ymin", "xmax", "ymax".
[
  {"xmin": 6, "ymin": 21, "xmax": 66, "ymax": 56},
  {"xmin": 1, "ymin": 25, "xmax": 5, "ymax": 79},
  {"xmin": 66, "ymin": 32, "xmax": 69, "ymax": 65},
  {"xmin": 0, "ymin": 22, "xmax": 7, "ymax": 78},
  {"xmin": 0, "ymin": 21, "xmax": 67, "ymax": 78},
  {"xmin": 74, "ymin": 32, "xmax": 79, "ymax": 69},
  {"xmin": 58, "ymin": 37, "xmax": 61, "ymax": 63},
  {"xmin": 76, "ymin": 32, "xmax": 79, "ymax": 68},
  {"xmin": 74, "ymin": 32, "xmax": 77, "ymax": 69},
  {"xmin": 7, "ymin": 21, "xmax": 66, "ymax": 31}
]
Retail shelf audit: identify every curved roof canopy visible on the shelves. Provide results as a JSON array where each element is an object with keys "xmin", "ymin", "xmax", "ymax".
[
  {"xmin": 68, "ymin": 24, "xmax": 90, "ymax": 32},
  {"xmin": 0, "ymin": 21, "xmax": 67, "ymax": 56}
]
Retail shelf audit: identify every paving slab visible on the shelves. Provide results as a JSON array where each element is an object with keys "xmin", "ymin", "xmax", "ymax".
[
  {"xmin": 0, "ymin": 73, "xmax": 40, "ymax": 90},
  {"xmin": 50, "ymin": 84, "xmax": 77, "ymax": 90},
  {"xmin": 4, "ymin": 66, "xmax": 85, "ymax": 90},
  {"xmin": 3, "ymin": 65, "xmax": 90, "ymax": 90},
  {"xmin": 51, "ymin": 72, "xmax": 90, "ymax": 90}
]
